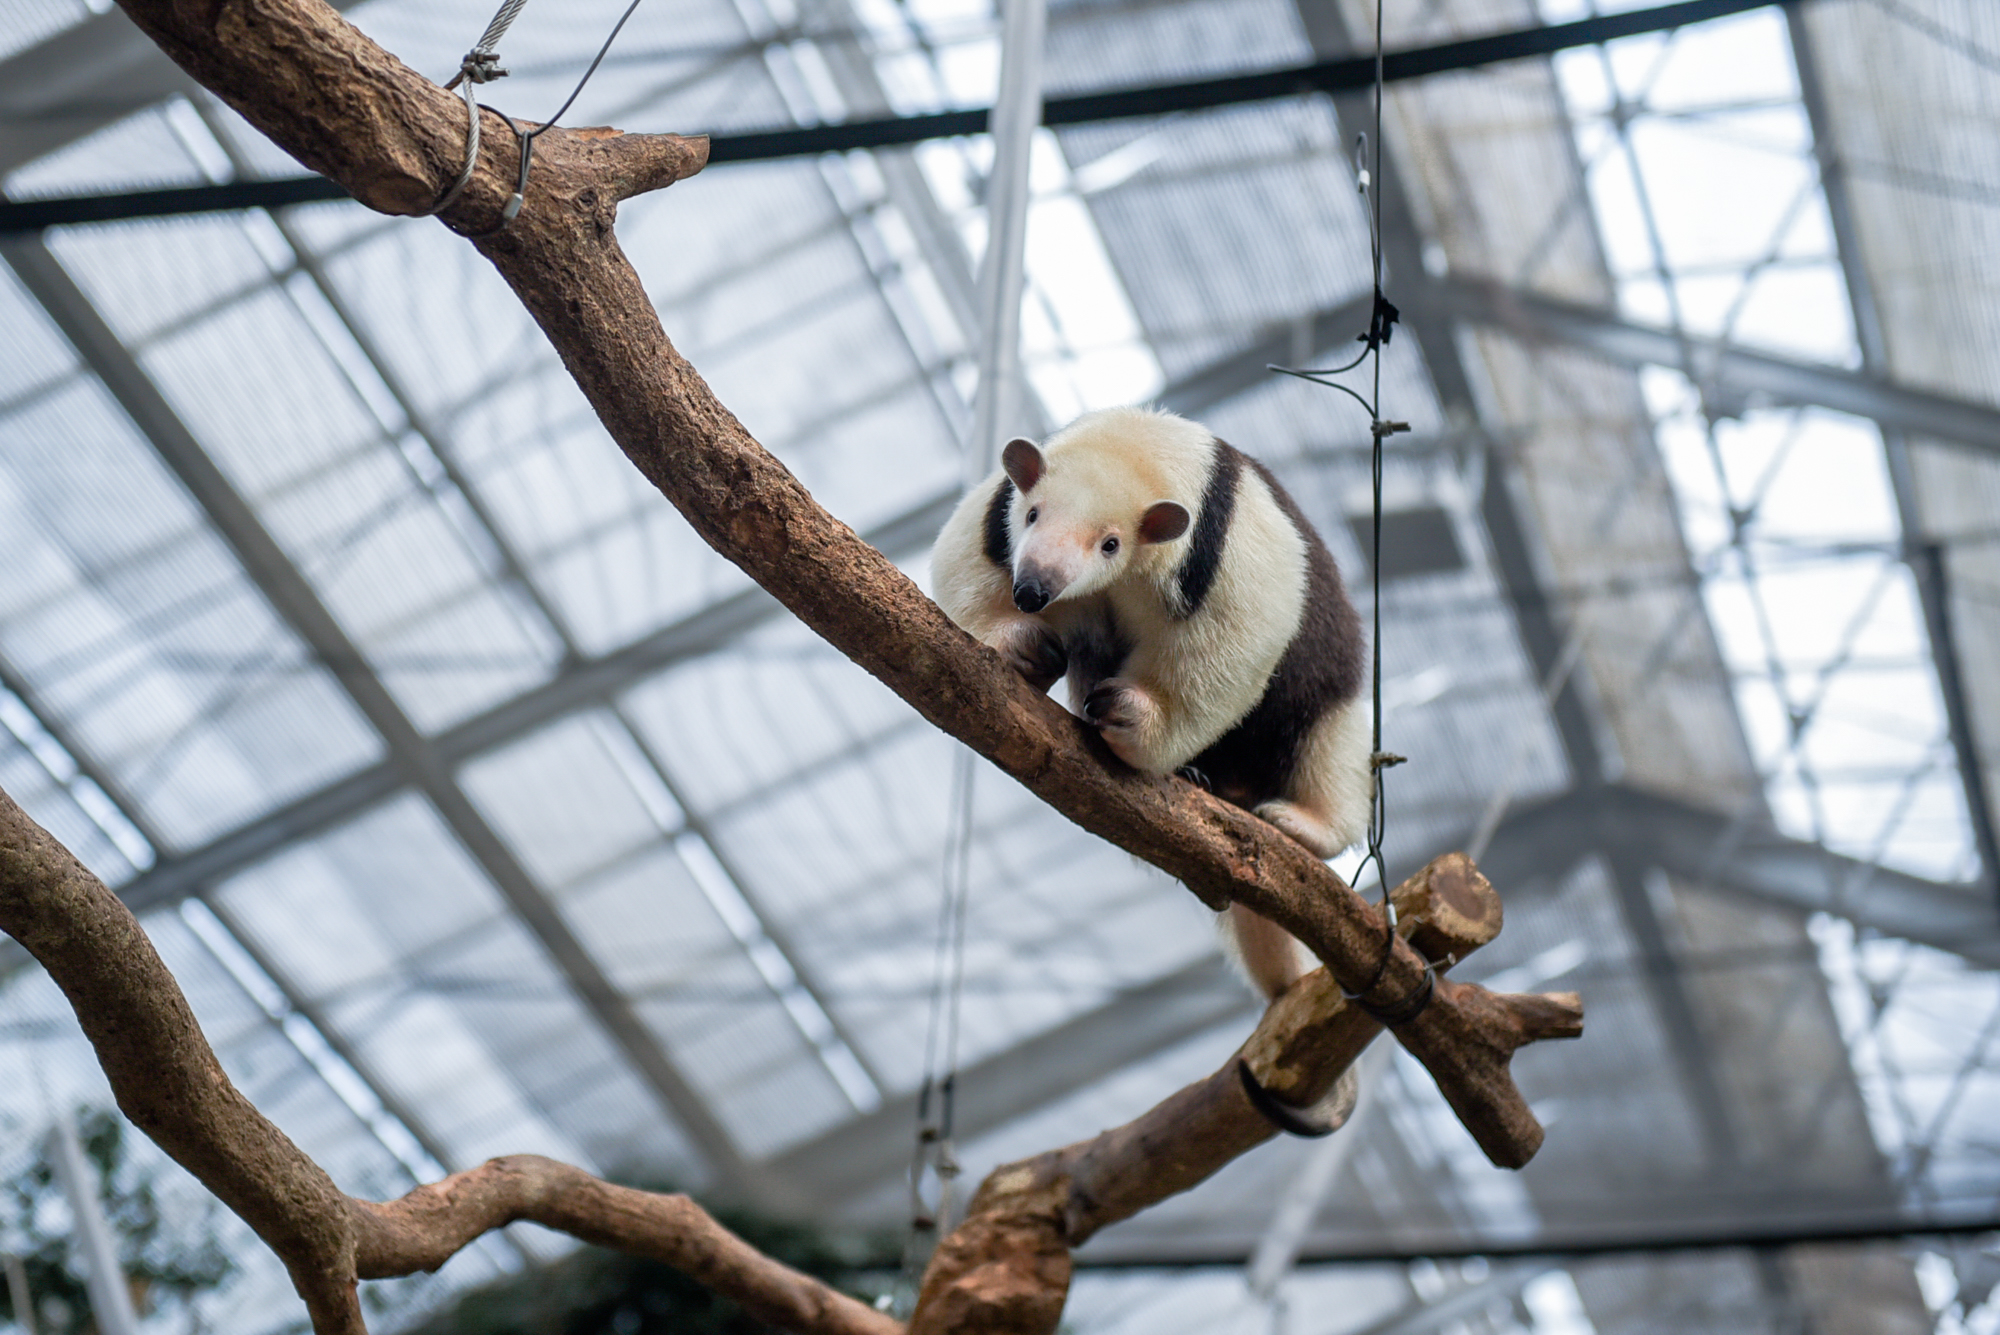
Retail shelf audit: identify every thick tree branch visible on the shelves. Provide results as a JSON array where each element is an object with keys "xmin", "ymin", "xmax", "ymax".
[
  {"xmin": 108, "ymin": 0, "xmax": 1577, "ymax": 1171},
  {"xmin": 349, "ymin": 1158, "xmax": 895, "ymax": 1334},
  {"xmin": 909, "ymin": 854, "xmax": 1583, "ymax": 1334},
  {"xmin": 0, "ymin": 786, "xmax": 894, "ymax": 1335}
]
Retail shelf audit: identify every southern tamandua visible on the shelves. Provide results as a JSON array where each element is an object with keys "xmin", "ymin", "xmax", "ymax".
[{"xmin": 931, "ymin": 406, "xmax": 1371, "ymax": 999}]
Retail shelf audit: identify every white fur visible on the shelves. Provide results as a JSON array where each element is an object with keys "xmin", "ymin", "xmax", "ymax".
[{"xmin": 931, "ymin": 407, "xmax": 1370, "ymax": 999}]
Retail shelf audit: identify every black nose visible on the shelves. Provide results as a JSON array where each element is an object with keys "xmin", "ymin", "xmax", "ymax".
[{"xmin": 1013, "ymin": 580, "xmax": 1050, "ymax": 613}]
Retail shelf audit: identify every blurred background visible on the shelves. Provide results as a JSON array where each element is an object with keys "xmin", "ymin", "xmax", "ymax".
[{"xmin": 1, "ymin": 0, "xmax": 1997, "ymax": 1330}]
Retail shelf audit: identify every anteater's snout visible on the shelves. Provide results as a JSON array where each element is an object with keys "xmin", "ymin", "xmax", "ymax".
[{"xmin": 1013, "ymin": 578, "xmax": 1051, "ymax": 614}]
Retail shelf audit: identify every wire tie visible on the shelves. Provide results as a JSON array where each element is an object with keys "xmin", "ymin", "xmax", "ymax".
[
  {"xmin": 1360, "ymin": 291, "xmax": 1401, "ymax": 349},
  {"xmin": 1350, "ymin": 958, "xmax": 1437, "ymax": 1027}
]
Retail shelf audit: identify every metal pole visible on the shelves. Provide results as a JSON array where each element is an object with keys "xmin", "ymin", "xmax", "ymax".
[
  {"xmin": 44, "ymin": 1112, "xmax": 140, "ymax": 1335},
  {"xmin": 965, "ymin": 0, "xmax": 1048, "ymax": 480},
  {"xmin": 3, "ymin": 1253, "xmax": 36, "ymax": 1335}
]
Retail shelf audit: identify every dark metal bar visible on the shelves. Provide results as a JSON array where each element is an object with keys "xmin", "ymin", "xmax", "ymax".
[
  {"xmin": 0, "ymin": 0, "xmax": 1796, "ymax": 235},
  {"xmin": 1068, "ymin": 1214, "xmax": 2000, "ymax": 1268}
]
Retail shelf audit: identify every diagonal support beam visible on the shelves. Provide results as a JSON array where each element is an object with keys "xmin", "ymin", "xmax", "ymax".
[
  {"xmin": 769, "ymin": 954, "xmax": 1253, "ymax": 1204},
  {"xmin": 1484, "ymin": 784, "xmax": 2000, "ymax": 966},
  {"xmin": 1426, "ymin": 275, "xmax": 2000, "ymax": 458},
  {"xmin": 0, "ymin": 234, "xmax": 767, "ymax": 1204},
  {"xmin": 1785, "ymin": 8, "xmax": 2000, "ymax": 904},
  {"xmin": 0, "ymin": 0, "xmax": 369, "ymax": 180}
]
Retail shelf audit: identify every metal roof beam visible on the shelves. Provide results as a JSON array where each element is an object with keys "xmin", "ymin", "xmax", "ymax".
[
  {"xmin": 1425, "ymin": 275, "xmax": 2000, "ymax": 458},
  {"xmin": 0, "ymin": 234, "xmax": 770, "ymax": 1204},
  {"xmin": 1485, "ymin": 785, "xmax": 2000, "ymax": 968},
  {"xmin": 1, "ymin": 0, "xmax": 1799, "ymax": 232},
  {"xmin": 0, "ymin": 1, "xmax": 368, "ymax": 180},
  {"xmin": 0, "ymin": 10, "xmax": 202, "ymax": 177},
  {"xmin": 1784, "ymin": 9, "xmax": 2000, "ymax": 902},
  {"xmin": 0, "ymin": 653, "xmax": 465, "ymax": 1193},
  {"xmin": 768, "ymin": 955, "xmax": 1254, "ymax": 1205}
]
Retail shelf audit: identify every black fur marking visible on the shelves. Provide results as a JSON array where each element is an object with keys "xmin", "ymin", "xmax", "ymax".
[
  {"xmin": 983, "ymin": 477, "xmax": 1015, "ymax": 570},
  {"xmin": 1175, "ymin": 443, "xmax": 1243, "ymax": 618},
  {"xmin": 1063, "ymin": 605, "xmax": 1133, "ymax": 690},
  {"xmin": 1187, "ymin": 448, "xmax": 1366, "ymax": 808}
]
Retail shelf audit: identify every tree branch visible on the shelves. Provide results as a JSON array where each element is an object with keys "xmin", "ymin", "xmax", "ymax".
[
  {"xmin": 0, "ymin": 786, "xmax": 894, "ymax": 1335},
  {"xmin": 909, "ymin": 853, "xmax": 1583, "ymax": 1333}
]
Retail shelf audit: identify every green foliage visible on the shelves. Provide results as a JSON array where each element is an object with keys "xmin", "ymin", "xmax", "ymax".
[
  {"xmin": 0, "ymin": 1108, "xmax": 235, "ymax": 1335},
  {"xmin": 405, "ymin": 1208, "xmax": 891, "ymax": 1335}
]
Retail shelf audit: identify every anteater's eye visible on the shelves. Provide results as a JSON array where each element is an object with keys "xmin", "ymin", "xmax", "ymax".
[
  {"xmin": 1026, "ymin": 507, "xmax": 1039, "ymax": 525},
  {"xmin": 1101, "ymin": 536, "xmax": 1120, "ymax": 556}
]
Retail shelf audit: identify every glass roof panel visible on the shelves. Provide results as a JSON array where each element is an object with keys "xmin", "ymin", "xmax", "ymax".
[
  {"xmin": 0, "ymin": 0, "xmax": 86, "ymax": 62},
  {"xmin": 212, "ymin": 792, "xmax": 702, "ymax": 1182},
  {"xmin": 5, "ymin": 0, "xmax": 2000, "ymax": 1330},
  {"xmin": 0, "ymin": 696, "xmax": 139, "ymax": 885},
  {"xmin": 0, "ymin": 264, "xmax": 81, "ymax": 405},
  {"xmin": 0, "ymin": 372, "xmax": 383, "ymax": 849}
]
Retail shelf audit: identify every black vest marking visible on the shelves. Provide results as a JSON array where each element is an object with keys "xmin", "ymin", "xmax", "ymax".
[
  {"xmin": 1187, "ymin": 451, "xmax": 1366, "ymax": 808},
  {"xmin": 1063, "ymin": 604, "xmax": 1133, "ymax": 689},
  {"xmin": 983, "ymin": 477, "xmax": 1015, "ymax": 569},
  {"xmin": 1175, "ymin": 443, "xmax": 1242, "ymax": 618}
]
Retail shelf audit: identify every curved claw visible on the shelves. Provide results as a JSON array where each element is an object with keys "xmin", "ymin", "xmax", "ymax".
[{"xmin": 1237, "ymin": 1060, "xmax": 1358, "ymax": 1139}]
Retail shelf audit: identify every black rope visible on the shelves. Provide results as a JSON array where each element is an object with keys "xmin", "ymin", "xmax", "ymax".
[{"xmin": 1270, "ymin": 0, "xmax": 1412, "ymax": 1013}]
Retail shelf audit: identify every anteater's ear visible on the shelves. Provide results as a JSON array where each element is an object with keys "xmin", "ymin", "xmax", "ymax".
[
  {"xmin": 1138, "ymin": 501, "xmax": 1190, "ymax": 543},
  {"xmin": 1001, "ymin": 438, "xmax": 1044, "ymax": 491}
]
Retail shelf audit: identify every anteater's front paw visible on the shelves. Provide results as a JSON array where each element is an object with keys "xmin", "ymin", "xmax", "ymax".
[
  {"xmin": 1083, "ymin": 678, "xmax": 1160, "ymax": 769},
  {"xmin": 993, "ymin": 619, "xmax": 1067, "ymax": 691}
]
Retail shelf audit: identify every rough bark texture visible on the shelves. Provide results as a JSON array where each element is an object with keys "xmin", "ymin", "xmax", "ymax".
[
  {"xmin": 908, "ymin": 855, "xmax": 1582, "ymax": 1334},
  {"xmin": 0, "ymin": 787, "xmax": 897, "ymax": 1335},
  {"xmin": 0, "ymin": 1, "xmax": 1587, "ymax": 1330}
]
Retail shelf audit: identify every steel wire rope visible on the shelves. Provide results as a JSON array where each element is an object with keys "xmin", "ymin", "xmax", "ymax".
[
  {"xmin": 1267, "ymin": 0, "xmax": 1418, "ymax": 1020},
  {"xmin": 418, "ymin": 0, "xmax": 650, "ymax": 225}
]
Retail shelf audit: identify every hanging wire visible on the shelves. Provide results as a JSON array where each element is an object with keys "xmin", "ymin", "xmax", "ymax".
[
  {"xmin": 898, "ymin": 745, "xmax": 979, "ymax": 1310},
  {"xmin": 1268, "ymin": 0, "xmax": 1410, "ymax": 995},
  {"xmin": 419, "ymin": 0, "xmax": 649, "ymax": 225}
]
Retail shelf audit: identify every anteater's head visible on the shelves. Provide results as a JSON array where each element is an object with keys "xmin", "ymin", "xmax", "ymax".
[{"xmin": 1001, "ymin": 424, "xmax": 1190, "ymax": 613}]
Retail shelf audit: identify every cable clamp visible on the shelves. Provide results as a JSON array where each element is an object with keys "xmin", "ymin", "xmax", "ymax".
[
  {"xmin": 1370, "ymin": 750, "xmax": 1407, "ymax": 770},
  {"xmin": 450, "ymin": 49, "xmax": 510, "ymax": 88}
]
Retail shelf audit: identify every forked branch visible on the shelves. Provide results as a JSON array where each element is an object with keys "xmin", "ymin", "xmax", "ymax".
[
  {"xmin": 908, "ymin": 853, "xmax": 1581, "ymax": 1334},
  {"xmin": 0, "ymin": 786, "xmax": 893, "ymax": 1335}
]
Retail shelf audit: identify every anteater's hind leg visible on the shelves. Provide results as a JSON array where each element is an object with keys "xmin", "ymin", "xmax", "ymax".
[{"xmin": 1254, "ymin": 696, "xmax": 1373, "ymax": 860}]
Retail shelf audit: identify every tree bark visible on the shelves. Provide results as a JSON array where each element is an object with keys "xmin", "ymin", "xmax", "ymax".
[
  {"xmin": 907, "ymin": 854, "xmax": 1582, "ymax": 1334},
  {"xmin": 0, "ymin": 0, "xmax": 1588, "ymax": 1329},
  {"xmin": 0, "ymin": 786, "xmax": 897, "ymax": 1335}
]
